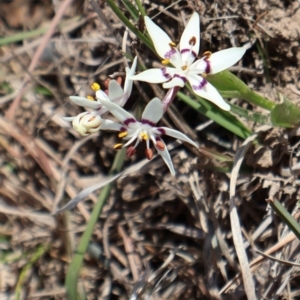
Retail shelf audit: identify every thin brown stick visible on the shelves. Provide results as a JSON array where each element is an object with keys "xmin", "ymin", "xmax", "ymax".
[{"xmin": 6, "ymin": 0, "xmax": 74, "ymax": 120}]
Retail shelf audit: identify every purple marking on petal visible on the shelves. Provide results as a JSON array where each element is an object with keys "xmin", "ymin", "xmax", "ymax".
[
  {"xmin": 165, "ymin": 49, "xmax": 177, "ymax": 59},
  {"xmin": 123, "ymin": 118, "xmax": 137, "ymax": 126},
  {"xmin": 174, "ymin": 74, "xmax": 187, "ymax": 83},
  {"xmin": 180, "ymin": 48, "xmax": 197, "ymax": 58},
  {"xmin": 162, "ymin": 68, "xmax": 172, "ymax": 80},
  {"xmin": 205, "ymin": 60, "xmax": 211, "ymax": 74},
  {"xmin": 141, "ymin": 119, "xmax": 157, "ymax": 127},
  {"xmin": 192, "ymin": 79, "xmax": 207, "ymax": 91},
  {"xmin": 156, "ymin": 128, "xmax": 166, "ymax": 135}
]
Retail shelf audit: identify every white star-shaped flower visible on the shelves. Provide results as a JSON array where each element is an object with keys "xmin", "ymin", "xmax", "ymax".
[
  {"xmin": 64, "ymin": 57, "xmax": 137, "ymax": 135},
  {"xmin": 130, "ymin": 13, "xmax": 246, "ymax": 111},
  {"xmin": 98, "ymin": 97, "xmax": 198, "ymax": 175}
]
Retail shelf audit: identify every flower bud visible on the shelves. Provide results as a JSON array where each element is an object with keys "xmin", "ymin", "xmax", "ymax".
[{"xmin": 72, "ymin": 112, "xmax": 102, "ymax": 136}]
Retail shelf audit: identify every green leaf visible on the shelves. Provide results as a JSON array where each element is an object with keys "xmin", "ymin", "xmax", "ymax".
[
  {"xmin": 65, "ymin": 149, "xmax": 126, "ymax": 300},
  {"xmin": 178, "ymin": 91, "xmax": 252, "ymax": 139},
  {"xmin": 270, "ymin": 95, "xmax": 300, "ymax": 128},
  {"xmin": 121, "ymin": 0, "xmax": 139, "ymax": 21},
  {"xmin": 267, "ymin": 198, "xmax": 300, "ymax": 241},
  {"xmin": 207, "ymin": 71, "xmax": 276, "ymax": 111}
]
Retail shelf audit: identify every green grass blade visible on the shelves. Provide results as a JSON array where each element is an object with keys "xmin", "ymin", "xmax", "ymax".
[
  {"xmin": 0, "ymin": 16, "xmax": 82, "ymax": 46},
  {"xmin": 267, "ymin": 198, "xmax": 300, "ymax": 241},
  {"xmin": 133, "ymin": 0, "xmax": 147, "ymax": 16},
  {"xmin": 121, "ymin": 0, "xmax": 139, "ymax": 21},
  {"xmin": 105, "ymin": 0, "xmax": 154, "ymax": 52},
  {"xmin": 15, "ymin": 244, "xmax": 50, "ymax": 300},
  {"xmin": 177, "ymin": 91, "xmax": 252, "ymax": 139},
  {"xmin": 65, "ymin": 149, "xmax": 126, "ymax": 300},
  {"xmin": 230, "ymin": 102, "xmax": 271, "ymax": 125}
]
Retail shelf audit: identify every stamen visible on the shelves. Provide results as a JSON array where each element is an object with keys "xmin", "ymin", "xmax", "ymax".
[
  {"xmin": 189, "ymin": 37, "xmax": 196, "ymax": 46},
  {"xmin": 145, "ymin": 148, "xmax": 153, "ymax": 160},
  {"xmin": 181, "ymin": 65, "xmax": 188, "ymax": 71},
  {"xmin": 203, "ymin": 51, "xmax": 212, "ymax": 59},
  {"xmin": 113, "ymin": 143, "xmax": 123, "ymax": 150},
  {"xmin": 202, "ymin": 72, "xmax": 207, "ymax": 78},
  {"xmin": 91, "ymin": 82, "xmax": 101, "ymax": 91},
  {"xmin": 140, "ymin": 132, "xmax": 149, "ymax": 140},
  {"xmin": 156, "ymin": 140, "xmax": 165, "ymax": 151},
  {"xmin": 161, "ymin": 59, "xmax": 170, "ymax": 65},
  {"xmin": 86, "ymin": 95, "xmax": 95, "ymax": 101},
  {"xmin": 118, "ymin": 131, "xmax": 128, "ymax": 138},
  {"xmin": 126, "ymin": 146, "xmax": 136, "ymax": 157},
  {"xmin": 169, "ymin": 41, "xmax": 176, "ymax": 48}
]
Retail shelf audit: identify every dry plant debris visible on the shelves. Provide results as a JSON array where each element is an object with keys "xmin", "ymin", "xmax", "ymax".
[{"xmin": 0, "ymin": 0, "xmax": 300, "ymax": 299}]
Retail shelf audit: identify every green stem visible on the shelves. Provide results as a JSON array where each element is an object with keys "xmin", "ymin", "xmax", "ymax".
[
  {"xmin": 243, "ymin": 90, "xmax": 275, "ymax": 111},
  {"xmin": 65, "ymin": 149, "xmax": 126, "ymax": 300}
]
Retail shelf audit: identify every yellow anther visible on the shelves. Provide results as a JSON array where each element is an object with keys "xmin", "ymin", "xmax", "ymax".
[
  {"xmin": 203, "ymin": 51, "xmax": 212, "ymax": 59},
  {"xmin": 87, "ymin": 95, "xmax": 95, "ymax": 101},
  {"xmin": 169, "ymin": 41, "xmax": 176, "ymax": 48},
  {"xmin": 118, "ymin": 131, "xmax": 128, "ymax": 138},
  {"xmin": 181, "ymin": 65, "xmax": 188, "ymax": 71},
  {"xmin": 140, "ymin": 132, "xmax": 149, "ymax": 140},
  {"xmin": 113, "ymin": 143, "xmax": 123, "ymax": 150},
  {"xmin": 202, "ymin": 72, "xmax": 207, "ymax": 78},
  {"xmin": 91, "ymin": 82, "xmax": 101, "ymax": 91},
  {"xmin": 161, "ymin": 59, "xmax": 170, "ymax": 65}
]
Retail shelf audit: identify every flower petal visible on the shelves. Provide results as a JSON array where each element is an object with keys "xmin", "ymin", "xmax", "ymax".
[
  {"xmin": 208, "ymin": 47, "xmax": 246, "ymax": 74},
  {"xmin": 141, "ymin": 98, "xmax": 163, "ymax": 125},
  {"xmin": 188, "ymin": 75, "xmax": 230, "ymax": 111},
  {"xmin": 154, "ymin": 140, "xmax": 176, "ymax": 175},
  {"xmin": 158, "ymin": 127, "xmax": 198, "ymax": 148},
  {"xmin": 145, "ymin": 16, "xmax": 173, "ymax": 59},
  {"xmin": 120, "ymin": 56, "xmax": 137, "ymax": 107},
  {"xmin": 130, "ymin": 68, "xmax": 172, "ymax": 84},
  {"xmin": 63, "ymin": 117, "xmax": 75, "ymax": 122},
  {"xmin": 100, "ymin": 119, "xmax": 123, "ymax": 131},
  {"xmin": 107, "ymin": 80, "xmax": 124, "ymax": 102},
  {"xmin": 69, "ymin": 96, "xmax": 102, "ymax": 109},
  {"xmin": 179, "ymin": 12, "xmax": 200, "ymax": 65},
  {"xmin": 163, "ymin": 75, "xmax": 186, "ymax": 89},
  {"xmin": 95, "ymin": 89, "xmax": 110, "ymax": 102},
  {"xmin": 98, "ymin": 99, "xmax": 136, "ymax": 123}
]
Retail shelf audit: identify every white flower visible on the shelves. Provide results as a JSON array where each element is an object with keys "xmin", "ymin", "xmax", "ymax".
[
  {"xmin": 130, "ymin": 13, "xmax": 246, "ymax": 111},
  {"xmin": 98, "ymin": 97, "xmax": 198, "ymax": 175},
  {"xmin": 64, "ymin": 57, "xmax": 137, "ymax": 135}
]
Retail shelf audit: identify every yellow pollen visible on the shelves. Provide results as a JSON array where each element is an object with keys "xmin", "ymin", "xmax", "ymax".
[
  {"xmin": 202, "ymin": 72, "xmax": 207, "ymax": 78},
  {"xmin": 203, "ymin": 51, "xmax": 212, "ymax": 59},
  {"xmin": 118, "ymin": 131, "xmax": 128, "ymax": 138},
  {"xmin": 161, "ymin": 59, "xmax": 170, "ymax": 65},
  {"xmin": 181, "ymin": 65, "xmax": 188, "ymax": 71},
  {"xmin": 113, "ymin": 143, "xmax": 123, "ymax": 150},
  {"xmin": 87, "ymin": 95, "xmax": 95, "ymax": 101},
  {"xmin": 169, "ymin": 41, "xmax": 176, "ymax": 48},
  {"xmin": 91, "ymin": 82, "xmax": 101, "ymax": 91},
  {"xmin": 140, "ymin": 132, "xmax": 149, "ymax": 140}
]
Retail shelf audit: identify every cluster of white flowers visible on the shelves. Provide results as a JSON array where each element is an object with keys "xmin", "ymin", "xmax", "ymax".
[{"xmin": 65, "ymin": 12, "xmax": 246, "ymax": 175}]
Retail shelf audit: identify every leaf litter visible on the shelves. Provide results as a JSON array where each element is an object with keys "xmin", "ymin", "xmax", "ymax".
[{"xmin": 0, "ymin": 0, "xmax": 300, "ymax": 299}]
